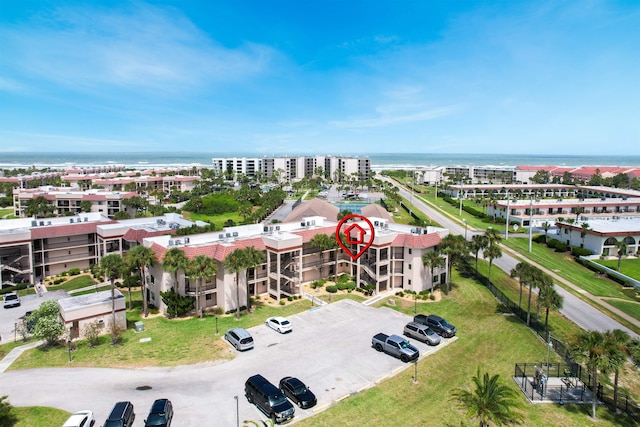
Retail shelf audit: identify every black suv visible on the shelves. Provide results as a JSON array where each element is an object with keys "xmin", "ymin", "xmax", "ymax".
[
  {"xmin": 144, "ymin": 398, "xmax": 173, "ymax": 427},
  {"xmin": 414, "ymin": 314, "xmax": 456, "ymax": 338},
  {"xmin": 245, "ymin": 374, "xmax": 295, "ymax": 424},
  {"xmin": 104, "ymin": 401, "xmax": 135, "ymax": 427}
]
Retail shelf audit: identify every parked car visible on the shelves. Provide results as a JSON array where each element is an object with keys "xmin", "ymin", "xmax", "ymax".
[
  {"xmin": 103, "ymin": 401, "xmax": 135, "ymax": 427},
  {"xmin": 3, "ymin": 292, "xmax": 20, "ymax": 309},
  {"xmin": 279, "ymin": 376, "xmax": 317, "ymax": 409},
  {"xmin": 371, "ymin": 333, "xmax": 419, "ymax": 362},
  {"xmin": 225, "ymin": 328, "xmax": 254, "ymax": 351},
  {"xmin": 144, "ymin": 398, "xmax": 173, "ymax": 427},
  {"xmin": 245, "ymin": 374, "xmax": 295, "ymax": 424},
  {"xmin": 62, "ymin": 410, "xmax": 94, "ymax": 427},
  {"xmin": 265, "ymin": 316, "xmax": 293, "ymax": 334},
  {"xmin": 403, "ymin": 322, "xmax": 441, "ymax": 346},
  {"xmin": 414, "ymin": 314, "xmax": 456, "ymax": 338}
]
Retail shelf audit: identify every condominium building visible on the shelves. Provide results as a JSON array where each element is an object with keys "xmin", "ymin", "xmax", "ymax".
[
  {"xmin": 12, "ymin": 187, "xmax": 137, "ymax": 219},
  {"xmin": 211, "ymin": 155, "xmax": 371, "ymax": 182},
  {"xmin": 144, "ymin": 213, "xmax": 447, "ymax": 315},
  {"xmin": 556, "ymin": 218, "xmax": 640, "ymax": 257},
  {"xmin": 0, "ymin": 213, "xmax": 194, "ymax": 287}
]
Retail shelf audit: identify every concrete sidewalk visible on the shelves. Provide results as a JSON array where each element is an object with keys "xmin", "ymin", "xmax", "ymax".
[{"xmin": 0, "ymin": 340, "xmax": 43, "ymax": 373}]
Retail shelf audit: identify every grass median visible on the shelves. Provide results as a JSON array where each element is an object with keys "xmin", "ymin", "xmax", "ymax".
[{"xmin": 296, "ymin": 269, "xmax": 639, "ymax": 427}]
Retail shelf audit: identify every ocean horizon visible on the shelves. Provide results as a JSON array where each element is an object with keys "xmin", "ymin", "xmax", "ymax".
[{"xmin": 0, "ymin": 152, "xmax": 638, "ymax": 170}]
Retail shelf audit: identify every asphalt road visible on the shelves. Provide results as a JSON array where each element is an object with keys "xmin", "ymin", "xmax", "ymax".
[
  {"xmin": 0, "ymin": 299, "xmax": 456, "ymax": 426},
  {"xmin": 385, "ymin": 178, "xmax": 638, "ymax": 339}
]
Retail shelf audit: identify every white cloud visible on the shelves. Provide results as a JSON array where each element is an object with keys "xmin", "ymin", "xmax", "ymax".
[
  {"xmin": 329, "ymin": 106, "xmax": 456, "ymax": 129},
  {"xmin": 0, "ymin": 3, "xmax": 276, "ymax": 93},
  {"xmin": 0, "ymin": 76, "xmax": 25, "ymax": 92}
]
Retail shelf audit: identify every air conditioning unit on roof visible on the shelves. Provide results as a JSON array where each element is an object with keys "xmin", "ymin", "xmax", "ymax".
[
  {"xmin": 233, "ymin": 232, "xmax": 239, "ymax": 237},
  {"xmin": 168, "ymin": 240, "xmax": 174, "ymax": 247}
]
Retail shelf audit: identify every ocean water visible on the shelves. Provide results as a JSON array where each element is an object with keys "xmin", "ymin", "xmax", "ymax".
[{"xmin": 0, "ymin": 152, "xmax": 638, "ymax": 170}]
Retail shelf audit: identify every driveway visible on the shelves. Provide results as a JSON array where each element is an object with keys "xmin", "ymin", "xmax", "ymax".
[
  {"xmin": 0, "ymin": 290, "xmax": 68, "ymax": 343},
  {"xmin": 0, "ymin": 299, "xmax": 455, "ymax": 426}
]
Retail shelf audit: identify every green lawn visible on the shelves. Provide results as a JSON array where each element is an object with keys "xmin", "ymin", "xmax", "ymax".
[
  {"xmin": 9, "ymin": 297, "xmax": 314, "ymax": 370},
  {"xmin": 602, "ymin": 299, "xmax": 640, "ymax": 321},
  {"xmin": 504, "ymin": 238, "xmax": 632, "ymax": 300},
  {"xmin": 596, "ymin": 258, "xmax": 640, "ymax": 281},
  {"xmin": 183, "ymin": 211, "xmax": 245, "ymax": 228},
  {"xmin": 12, "ymin": 406, "xmax": 71, "ymax": 427},
  {"xmin": 0, "ymin": 207, "xmax": 17, "ymax": 218},
  {"xmin": 297, "ymin": 270, "xmax": 639, "ymax": 427},
  {"xmin": 46, "ymin": 274, "xmax": 97, "ymax": 292},
  {"xmin": 71, "ymin": 284, "xmax": 111, "ymax": 296}
]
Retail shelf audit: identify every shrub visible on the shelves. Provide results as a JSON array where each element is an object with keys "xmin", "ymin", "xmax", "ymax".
[
  {"xmin": 533, "ymin": 234, "xmax": 547, "ymax": 244},
  {"xmin": 336, "ymin": 282, "xmax": 347, "ymax": 291},
  {"xmin": 346, "ymin": 281, "xmax": 356, "ymax": 291},
  {"xmin": 67, "ymin": 268, "xmax": 81, "ymax": 276},
  {"xmin": 287, "ymin": 296, "xmax": 293, "ymax": 301},
  {"xmin": 396, "ymin": 291, "xmax": 404, "ymax": 297},
  {"xmin": 53, "ymin": 278, "xmax": 66, "ymax": 285},
  {"xmin": 326, "ymin": 285, "xmax": 338, "ymax": 293},
  {"xmin": 338, "ymin": 274, "xmax": 352, "ymax": 284},
  {"xmin": 279, "ymin": 300, "xmax": 285, "ymax": 305},
  {"xmin": 355, "ymin": 287, "xmax": 364, "ymax": 293},
  {"xmin": 311, "ymin": 280, "xmax": 325, "ymax": 290},
  {"xmin": 109, "ymin": 322, "xmax": 124, "ymax": 346},
  {"xmin": 83, "ymin": 321, "xmax": 103, "ymax": 348},
  {"xmin": 0, "ymin": 395, "xmax": 18, "ymax": 427},
  {"xmin": 571, "ymin": 246, "xmax": 592, "ymax": 257},
  {"xmin": 429, "ymin": 294, "xmax": 436, "ymax": 301}
]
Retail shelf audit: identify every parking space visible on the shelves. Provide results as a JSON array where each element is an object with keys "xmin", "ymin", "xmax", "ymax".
[{"xmin": 0, "ymin": 299, "xmax": 456, "ymax": 426}]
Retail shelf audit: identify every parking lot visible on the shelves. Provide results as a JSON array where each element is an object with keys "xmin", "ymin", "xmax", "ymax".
[
  {"xmin": 0, "ymin": 299, "xmax": 456, "ymax": 426},
  {"xmin": 0, "ymin": 290, "xmax": 68, "ymax": 343}
]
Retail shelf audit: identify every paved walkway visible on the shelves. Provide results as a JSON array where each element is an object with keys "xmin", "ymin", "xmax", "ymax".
[{"xmin": 0, "ymin": 340, "xmax": 43, "ymax": 374}]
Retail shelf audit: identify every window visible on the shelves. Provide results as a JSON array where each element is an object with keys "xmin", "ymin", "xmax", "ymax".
[
  {"xmin": 408, "ymin": 264, "xmax": 412, "ymax": 270},
  {"xmin": 408, "ymin": 248, "xmax": 412, "ymax": 255},
  {"xmin": 433, "ymin": 274, "xmax": 439, "ymax": 283},
  {"xmin": 206, "ymin": 294, "xmax": 212, "ymax": 300},
  {"xmin": 408, "ymin": 280, "xmax": 411, "ymax": 285}
]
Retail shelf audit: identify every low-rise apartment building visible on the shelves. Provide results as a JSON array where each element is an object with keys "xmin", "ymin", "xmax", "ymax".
[
  {"xmin": 144, "ymin": 214, "xmax": 447, "ymax": 315},
  {"xmin": 59, "ymin": 289, "xmax": 127, "ymax": 339},
  {"xmin": 555, "ymin": 218, "xmax": 640, "ymax": 257},
  {"xmin": 0, "ymin": 213, "xmax": 195, "ymax": 287}
]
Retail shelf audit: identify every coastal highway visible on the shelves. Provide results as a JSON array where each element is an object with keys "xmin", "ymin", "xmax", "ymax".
[{"xmin": 384, "ymin": 177, "xmax": 639, "ymax": 339}]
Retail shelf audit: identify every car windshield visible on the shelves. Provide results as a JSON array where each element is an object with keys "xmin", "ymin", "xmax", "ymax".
[
  {"xmin": 399, "ymin": 340, "xmax": 411, "ymax": 349},
  {"xmin": 104, "ymin": 421, "xmax": 124, "ymax": 427},
  {"xmin": 269, "ymin": 394, "xmax": 287, "ymax": 405},
  {"xmin": 292, "ymin": 385, "xmax": 307, "ymax": 394},
  {"xmin": 281, "ymin": 320, "xmax": 290, "ymax": 325},
  {"xmin": 5, "ymin": 295, "xmax": 17, "ymax": 300},
  {"xmin": 145, "ymin": 413, "xmax": 166, "ymax": 425},
  {"xmin": 442, "ymin": 320, "xmax": 452, "ymax": 327}
]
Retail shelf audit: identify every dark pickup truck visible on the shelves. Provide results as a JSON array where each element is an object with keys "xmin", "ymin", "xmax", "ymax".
[{"xmin": 372, "ymin": 333, "xmax": 419, "ymax": 362}]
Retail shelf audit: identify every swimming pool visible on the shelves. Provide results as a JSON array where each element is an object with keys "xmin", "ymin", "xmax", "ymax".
[{"xmin": 332, "ymin": 203, "xmax": 370, "ymax": 213}]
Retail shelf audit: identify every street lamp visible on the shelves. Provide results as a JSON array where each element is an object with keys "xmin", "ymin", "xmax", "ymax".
[
  {"xmin": 463, "ymin": 219, "xmax": 468, "ymax": 240},
  {"xmin": 234, "ymin": 395, "xmax": 239, "ymax": 427},
  {"xmin": 413, "ymin": 360, "xmax": 418, "ymax": 384},
  {"xmin": 505, "ymin": 199, "xmax": 510, "ymax": 240},
  {"xmin": 459, "ymin": 180, "xmax": 463, "ymax": 217},
  {"xmin": 546, "ymin": 331, "xmax": 553, "ymax": 371},
  {"xmin": 67, "ymin": 337, "xmax": 72, "ymax": 363},
  {"xmin": 528, "ymin": 196, "xmax": 534, "ymax": 253}
]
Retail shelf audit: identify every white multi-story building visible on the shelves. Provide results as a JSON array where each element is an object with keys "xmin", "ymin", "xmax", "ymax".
[{"xmin": 211, "ymin": 155, "xmax": 371, "ymax": 182}]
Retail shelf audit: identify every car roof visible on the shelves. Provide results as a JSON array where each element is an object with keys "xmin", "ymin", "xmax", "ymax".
[
  {"xmin": 63, "ymin": 412, "xmax": 90, "ymax": 426},
  {"xmin": 283, "ymin": 377, "xmax": 304, "ymax": 388},
  {"xmin": 150, "ymin": 399, "xmax": 169, "ymax": 412},
  {"xmin": 427, "ymin": 314, "xmax": 444, "ymax": 320},
  {"xmin": 108, "ymin": 401, "xmax": 131, "ymax": 418},
  {"xmin": 270, "ymin": 316, "xmax": 287, "ymax": 322},
  {"xmin": 228, "ymin": 327, "xmax": 251, "ymax": 337}
]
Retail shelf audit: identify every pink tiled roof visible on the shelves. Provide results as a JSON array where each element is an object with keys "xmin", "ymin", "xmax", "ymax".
[
  {"xmin": 391, "ymin": 232, "xmax": 442, "ymax": 249},
  {"xmin": 123, "ymin": 228, "xmax": 173, "ymax": 243},
  {"xmin": 153, "ymin": 236, "xmax": 267, "ymax": 263},
  {"xmin": 30, "ymin": 221, "xmax": 116, "ymax": 239}
]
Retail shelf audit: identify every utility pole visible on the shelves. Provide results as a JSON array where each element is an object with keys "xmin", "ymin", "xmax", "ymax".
[
  {"xmin": 505, "ymin": 199, "xmax": 510, "ymax": 240},
  {"xmin": 528, "ymin": 196, "xmax": 534, "ymax": 253},
  {"xmin": 459, "ymin": 179, "xmax": 463, "ymax": 217}
]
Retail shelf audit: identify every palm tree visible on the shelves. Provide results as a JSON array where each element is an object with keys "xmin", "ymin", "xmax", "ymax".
[
  {"xmin": 580, "ymin": 222, "xmax": 590, "ymax": 247},
  {"xmin": 439, "ymin": 234, "xmax": 467, "ymax": 292},
  {"xmin": 605, "ymin": 329, "xmax": 632, "ymax": 412},
  {"xmin": 571, "ymin": 330, "xmax": 610, "ymax": 419},
  {"xmin": 541, "ymin": 221, "xmax": 551, "ymax": 239},
  {"xmin": 450, "ymin": 367, "xmax": 525, "ymax": 427},
  {"xmin": 100, "ymin": 254, "xmax": 125, "ymax": 333},
  {"xmin": 127, "ymin": 245, "xmax": 157, "ymax": 317},
  {"xmin": 538, "ymin": 283, "xmax": 563, "ymax": 332},
  {"xmin": 484, "ymin": 227, "xmax": 502, "ymax": 247},
  {"xmin": 510, "ymin": 262, "xmax": 533, "ymax": 310},
  {"xmin": 534, "ymin": 273, "xmax": 553, "ymax": 323},
  {"xmin": 185, "ymin": 255, "xmax": 217, "ymax": 318},
  {"xmin": 470, "ymin": 234, "xmax": 489, "ymax": 273},
  {"xmin": 484, "ymin": 244, "xmax": 502, "ymax": 285},
  {"xmin": 615, "ymin": 240, "xmax": 627, "ymax": 271},
  {"xmin": 422, "ymin": 250, "xmax": 445, "ymax": 293},
  {"xmin": 310, "ymin": 233, "xmax": 334, "ymax": 280},
  {"xmin": 242, "ymin": 246, "xmax": 266, "ymax": 313},
  {"xmin": 574, "ymin": 206, "xmax": 585, "ymax": 222},
  {"xmin": 161, "ymin": 247, "xmax": 188, "ymax": 317},
  {"xmin": 224, "ymin": 248, "xmax": 247, "ymax": 320}
]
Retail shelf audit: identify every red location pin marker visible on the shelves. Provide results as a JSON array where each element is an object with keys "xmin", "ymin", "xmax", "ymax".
[{"xmin": 336, "ymin": 214, "xmax": 375, "ymax": 261}]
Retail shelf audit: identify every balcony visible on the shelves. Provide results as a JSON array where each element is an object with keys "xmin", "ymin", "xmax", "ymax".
[{"xmin": 185, "ymin": 283, "xmax": 217, "ymax": 296}]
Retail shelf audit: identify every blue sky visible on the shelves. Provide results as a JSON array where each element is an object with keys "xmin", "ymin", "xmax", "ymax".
[{"xmin": 0, "ymin": 1, "xmax": 638, "ymax": 155}]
